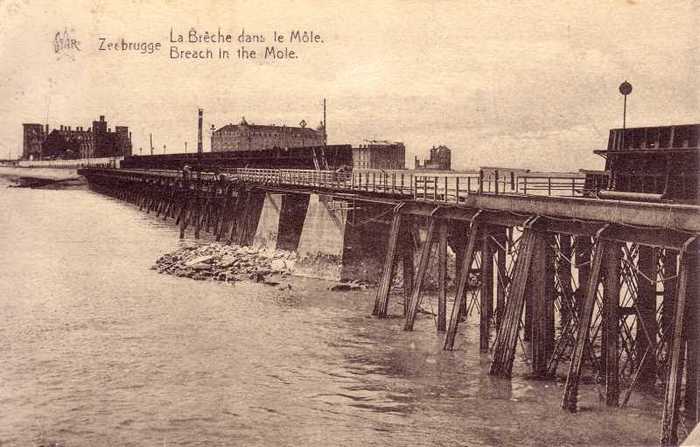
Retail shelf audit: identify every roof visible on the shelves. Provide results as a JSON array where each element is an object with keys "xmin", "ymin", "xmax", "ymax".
[{"xmin": 214, "ymin": 119, "xmax": 322, "ymax": 136}]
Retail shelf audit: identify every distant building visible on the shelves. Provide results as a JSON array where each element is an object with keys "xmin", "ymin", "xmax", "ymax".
[
  {"xmin": 22, "ymin": 124, "xmax": 47, "ymax": 160},
  {"xmin": 21, "ymin": 115, "xmax": 132, "ymax": 160},
  {"xmin": 352, "ymin": 140, "xmax": 405, "ymax": 170},
  {"xmin": 211, "ymin": 117, "xmax": 325, "ymax": 152},
  {"xmin": 415, "ymin": 145, "xmax": 451, "ymax": 170}
]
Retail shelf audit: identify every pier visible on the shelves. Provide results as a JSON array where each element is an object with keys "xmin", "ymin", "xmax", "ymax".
[{"xmin": 79, "ymin": 160, "xmax": 700, "ymax": 445}]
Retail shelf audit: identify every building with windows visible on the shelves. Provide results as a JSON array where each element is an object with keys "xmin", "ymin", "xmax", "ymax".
[
  {"xmin": 415, "ymin": 145, "xmax": 451, "ymax": 170},
  {"xmin": 352, "ymin": 140, "xmax": 405, "ymax": 170},
  {"xmin": 211, "ymin": 117, "xmax": 326, "ymax": 152},
  {"xmin": 21, "ymin": 115, "xmax": 132, "ymax": 160}
]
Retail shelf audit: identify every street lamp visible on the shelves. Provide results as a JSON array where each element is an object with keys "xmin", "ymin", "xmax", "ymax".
[{"xmin": 619, "ymin": 81, "xmax": 633, "ymax": 149}]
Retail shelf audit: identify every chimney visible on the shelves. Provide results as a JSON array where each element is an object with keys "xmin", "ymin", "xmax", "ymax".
[
  {"xmin": 100, "ymin": 115, "xmax": 105, "ymax": 122},
  {"xmin": 45, "ymin": 124, "xmax": 49, "ymax": 134},
  {"xmin": 197, "ymin": 108, "xmax": 203, "ymax": 154}
]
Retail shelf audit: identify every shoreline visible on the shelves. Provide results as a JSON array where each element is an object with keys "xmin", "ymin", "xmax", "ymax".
[{"xmin": 0, "ymin": 166, "xmax": 86, "ymax": 188}]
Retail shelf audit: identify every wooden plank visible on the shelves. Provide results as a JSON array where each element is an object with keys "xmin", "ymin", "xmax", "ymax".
[
  {"xmin": 404, "ymin": 218, "xmax": 437, "ymax": 331},
  {"xmin": 495, "ymin": 230, "xmax": 507, "ymax": 330},
  {"xmin": 178, "ymin": 194, "xmax": 189, "ymax": 239},
  {"xmin": 194, "ymin": 193, "xmax": 203, "ymax": 239},
  {"xmin": 562, "ymin": 238, "xmax": 609, "ymax": 412},
  {"xmin": 636, "ymin": 245, "xmax": 658, "ymax": 389},
  {"xmin": 530, "ymin": 232, "xmax": 555, "ymax": 377},
  {"xmin": 489, "ymin": 228, "xmax": 536, "ymax": 377},
  {"xmin": 662, "ymin": 250, "xmax": 678, "ymax": 345},
  {"xmin": 438, "ymin": 221, "xmax": 448, "ymax": 332},
  {"xmin": 480, "ymin": 229, "xmax": 494, "ymax": 351},
  {"xmin": 443, "ymin": 219, "xmax": 481, "ymax": 350},
  {"xmin": 402, "ymin": 225, "xmax": 415, "ymax": 317},
  {"xmin": 575, "ymin": 236, "xmax": 592, "ymax": 317},
  {"xmin": 227, "ymin": 189, "xmax": 246, "ymax": 244},
  {"xmin": 373, "ymin": 212, "xmax": 402, "ymax": 317},
  {"xmin": 216, "ymin": 187, "xmax": 233, "ymax": 241},
  {"xmin": 661, "ymin": 244, "xmax": 695, "ymax": 445},
  {"xmin": 602, "ymin": 242, "xmax": 621, "ymax": 406},
  {"xmin": 558, "ymin": 235, "xmax": 574, "ymax": 330}
]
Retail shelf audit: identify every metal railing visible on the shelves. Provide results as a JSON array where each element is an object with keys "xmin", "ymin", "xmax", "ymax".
[
  {"xmin": 222, "ymin": 168, "xmax": 585, "ymax": 200},
  {"xmin": 89, "ymin": 167, "xmax": 586, "ymax": 201}
]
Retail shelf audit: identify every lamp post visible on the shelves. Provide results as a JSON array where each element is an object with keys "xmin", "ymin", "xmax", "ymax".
[{"xmin": 619, "ymin": 81, "xmax": 633, "ymax": 149}]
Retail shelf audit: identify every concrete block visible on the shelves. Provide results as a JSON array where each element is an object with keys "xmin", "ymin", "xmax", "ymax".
[
  {"xmin": 295, "ymin": 194, "xmax": 347, "ymax": 280},
  {"xmin": 253, "ymin": 193, "xmax": 283, "ymax": 250}
]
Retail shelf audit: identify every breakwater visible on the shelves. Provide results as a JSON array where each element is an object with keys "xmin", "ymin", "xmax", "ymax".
[
  {"xmin": 0, "ymin": 174, "xmax": 670, "ymax": 446},
  {"xmin": 79, "ymin": 166, "xmax": 700, "ymax": 445}
]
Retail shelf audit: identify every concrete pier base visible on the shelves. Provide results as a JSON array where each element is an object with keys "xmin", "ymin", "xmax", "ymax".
[
  {"xmin": 295, "ymin": 194, "xmax": 347, "ymax": 280},
  {"xmin": 253, "ymin": 193, "xmax": 283, "ymax": 250}
]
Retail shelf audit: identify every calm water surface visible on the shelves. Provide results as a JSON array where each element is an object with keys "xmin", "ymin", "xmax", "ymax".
[{"xmin": 0, "ymin": 177, "xmax": 661, "ymax": 446}]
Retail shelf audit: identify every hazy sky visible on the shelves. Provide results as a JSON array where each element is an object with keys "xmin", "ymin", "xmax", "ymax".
[{"xmin": 0, "ymin": 0, "xmax": 697, "ymax": 170}]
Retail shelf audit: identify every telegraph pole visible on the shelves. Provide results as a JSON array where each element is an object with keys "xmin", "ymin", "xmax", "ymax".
[{"xmin": 149, "ymin": 133, "xmax": 154, "ymax": 155}]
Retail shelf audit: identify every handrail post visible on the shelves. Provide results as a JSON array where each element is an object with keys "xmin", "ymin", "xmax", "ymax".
[
  {"xmin": 455, "ymin": 177, "xmax": 460, "ymax": 203},
  {"xmin": 523, "ymin": 176, "xmax": 528, "ymax": 195},
  {"xmin": 548, "ymin": 177, "xmax": 552, "ymax": 196},
  {"xmin": 479, "ymin": 170, "xmax": 484, "ymax": 194},
  {"xmin": 495, "ymin": 169, "xmax": 499, "ymax": 195}
]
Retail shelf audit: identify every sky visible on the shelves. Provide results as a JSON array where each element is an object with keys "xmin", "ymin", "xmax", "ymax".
[{"xmin": 0, "ymin": 0, "xmax": 697, "ymax": 171}]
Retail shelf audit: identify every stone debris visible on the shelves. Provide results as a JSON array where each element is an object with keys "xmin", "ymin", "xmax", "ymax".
[
  {"xmin": 153, "ymin": 242, "xmax": 297, "ymax": 283},
  {"xmin": 329, "ymin": 280, "xmax": 368, "ymax": 292}
]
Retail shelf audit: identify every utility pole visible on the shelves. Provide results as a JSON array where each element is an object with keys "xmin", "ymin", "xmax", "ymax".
[
  {"xmin": 149, "ymin": 133, "xmax": 154, "ymax": 156},
  {"xmin": 185, "ymin": 141, "xmax": 188, "ymax": 153}
]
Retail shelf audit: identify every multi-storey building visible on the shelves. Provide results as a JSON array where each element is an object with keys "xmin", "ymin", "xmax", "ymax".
[
  {"xmin": 22, "ymin": 123, "xmax": 47, "ymax": 160},
  {"xmin": 211, "ymin": 117, "xmax": 325, "ymax": 152},
  {"xmin": 352, "ymin": 140, "xmax": 405, "ymax": 170},
  {"xmin": 21, "ymin": 115, "xmax": 132, "ymax": 160},
  {"xmin": 415, "ymin": 145, "xmax": 451, "ymax": 170}
]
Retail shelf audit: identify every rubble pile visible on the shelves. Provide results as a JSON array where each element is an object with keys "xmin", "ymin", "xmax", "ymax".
[{"xmin": 153, "ymin": 242, "xmax": 296, "ymax": 283}]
